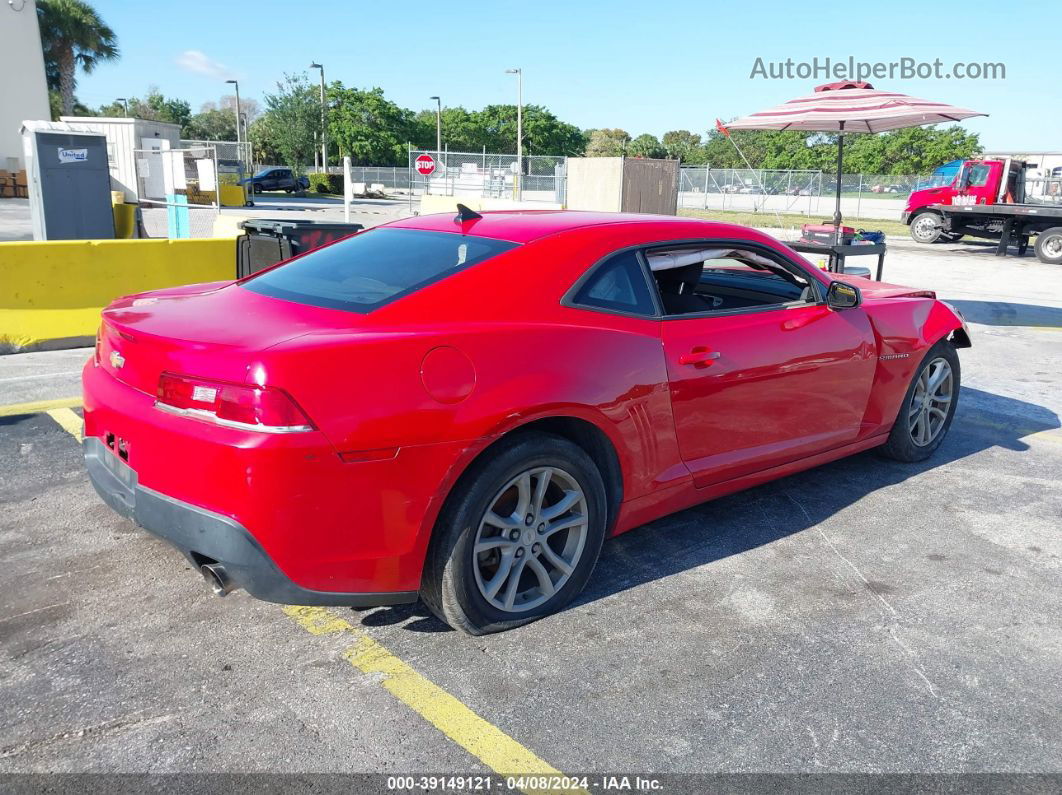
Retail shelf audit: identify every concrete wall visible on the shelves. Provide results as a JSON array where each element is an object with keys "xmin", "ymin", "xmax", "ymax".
[
  {"xmin": 0, "ymin": 0, "xmax": 51, "ymax": 170},
  {"xmin": 566, "ymin": 158, "xmax": 624, "ymax": 212},
  {"xmin": 0, "ymin": 238, "xmax": 235, "ymax": 351}
]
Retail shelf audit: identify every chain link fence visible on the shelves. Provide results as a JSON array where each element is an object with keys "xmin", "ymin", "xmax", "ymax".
[
  {"xmin": 408, "ymin": 149, "xmax": 566, "ymax": 204},
  {"xmin": 678, "ymin": 167, "xmax": 937, "ymax": 220},
  {"xmin": 134, "ymin": 145, "xmax": 219, "ymax": 238}
]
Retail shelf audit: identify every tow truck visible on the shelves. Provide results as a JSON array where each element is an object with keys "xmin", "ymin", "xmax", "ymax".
[{"xmin": 903, "ymin": 158, "xmax": 1062, "ymax": 264}]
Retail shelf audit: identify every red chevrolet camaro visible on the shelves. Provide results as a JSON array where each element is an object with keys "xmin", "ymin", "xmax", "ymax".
[{"xmin": 83, "ymin": 210, "xmax": 970, "ymax": 634}]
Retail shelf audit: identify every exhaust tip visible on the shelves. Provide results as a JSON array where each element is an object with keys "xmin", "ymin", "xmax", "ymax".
[{"xmin": 200, "ymin": 563, "xmax": 233, "ymax": 597}]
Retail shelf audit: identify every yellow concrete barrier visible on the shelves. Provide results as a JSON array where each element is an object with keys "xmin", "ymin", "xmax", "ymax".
[
  {"xmin": 0, "ymin": 238, "xmax": 235, "ymax": 352},
  {"xmin": 220, "ymin": 183, "xmax": 248, "ymax": 207},
  {"xmin": 112, "ymin": 203, "xmax": 136, "ymax": 239}
]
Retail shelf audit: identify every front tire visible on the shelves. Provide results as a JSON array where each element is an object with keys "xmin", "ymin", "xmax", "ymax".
[
  {"xmin": 421, "ymin": 432, "xmax": 607, "ymax": 635},
  {"xmin": 878, "ymin": 340, "xmax": 961, "ymax": 462},
  {"xmin": 910, "ymin": 212, "xmax": 946, "ymax": 244}
]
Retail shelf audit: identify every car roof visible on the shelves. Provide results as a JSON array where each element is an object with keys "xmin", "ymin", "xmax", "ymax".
[{"xmin": 385, "ymin": 210, "xmax": 762, "ymax": 245}]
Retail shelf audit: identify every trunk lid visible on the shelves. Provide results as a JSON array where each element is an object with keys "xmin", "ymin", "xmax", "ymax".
[{"xmin": 98, "ymin": 281, "xmax": 359, "ymax": 395}]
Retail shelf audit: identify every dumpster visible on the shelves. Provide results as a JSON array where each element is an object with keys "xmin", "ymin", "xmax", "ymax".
[{"xmin": 236, "ymin": 219, "xmax": 364, "ymax": 278}]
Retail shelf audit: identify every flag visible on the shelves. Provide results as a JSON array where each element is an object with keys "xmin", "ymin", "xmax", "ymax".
[{"xmin": 715, "ymin": 118, "xmax": 730, "ymax": 137}]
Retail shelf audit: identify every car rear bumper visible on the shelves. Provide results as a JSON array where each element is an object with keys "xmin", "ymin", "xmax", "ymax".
[{"xmin": 84, "ymin": 436, "xmax": 417, "ymax": 607}]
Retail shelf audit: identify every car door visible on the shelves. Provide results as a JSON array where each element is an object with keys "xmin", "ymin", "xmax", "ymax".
[{"xmin": 653, "ymin": 243, "xmax": 878, "ymax": 488}]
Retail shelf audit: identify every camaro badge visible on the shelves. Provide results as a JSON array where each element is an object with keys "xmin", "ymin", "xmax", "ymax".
[
  {"xmin": 879, "ymin": 353, "xmax": 911, "ymax": 360},
  {"xmin": 109, "ymin": 351, "xmax": 125, "ymax": 369}
]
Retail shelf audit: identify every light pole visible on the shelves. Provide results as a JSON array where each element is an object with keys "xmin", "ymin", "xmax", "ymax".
[
  {"xmin": 116, "ymin": 97, "xmax": 128, "ymax": 116},
  {"xmin": 225, "ymin": 79, "xmax": 242, "ymax": 157},
  {"xmin": 309, "ymin": 62, "xmax": 327, "ymax": 170},
  {"xmin": 505, "ymin": 68, "xmax": 523, "ymax": 199},
  {"xmin": 429, "ymin": 96, "xmax": 442, "ymax": 162}
]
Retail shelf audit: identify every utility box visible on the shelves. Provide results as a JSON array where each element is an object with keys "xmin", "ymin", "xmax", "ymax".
[
  {"xmin": 566, "ymin": 157, "xmax": 679, "ymax": 215},
  {"xmin": 59, "ymin": 116, "xmax": 182, "ymax": 202},
  {"xmin": 21, "ymin": 120, "xmax": 115, "ymax": 241}
]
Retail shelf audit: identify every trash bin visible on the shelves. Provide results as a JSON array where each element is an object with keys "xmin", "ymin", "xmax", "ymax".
[{"xmin": 236, "ymin": 219, "xmax": 364, "ymax": 278}]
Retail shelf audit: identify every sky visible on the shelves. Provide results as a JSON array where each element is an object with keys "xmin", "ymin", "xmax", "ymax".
[{"xmin": 73, "ymin": 0, "xmax": 1062, "ymax": 152}]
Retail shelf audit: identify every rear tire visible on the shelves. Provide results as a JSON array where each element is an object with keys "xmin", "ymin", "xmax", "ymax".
[
  {"xmin": 421, "ymin": 432, "xmax": 607, "ymax": 635},
  {"xmin": 1034, "ymin": 227, "xmax": 1062, "ymax": 264},
  {"xmin": 878, "ymin": 340, "xmax": 960, "ymax": 462},
  {"xmin": 910, "ymin": 212, "xmax": 946, "ymax": 244}
]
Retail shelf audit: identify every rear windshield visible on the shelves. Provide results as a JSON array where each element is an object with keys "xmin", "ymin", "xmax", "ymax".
[{"xmin": 241, "ymin": 228, "xmax": 519, "ymax": 313}]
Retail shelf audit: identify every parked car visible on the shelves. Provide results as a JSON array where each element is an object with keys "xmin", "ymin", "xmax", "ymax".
[
  {"xmin": 241, "ymin": 167, "xmax": 309, "ymax": 194},
  {"xmin": 83, "ymin": 210, "xmax": 970, "ymax": 634}
]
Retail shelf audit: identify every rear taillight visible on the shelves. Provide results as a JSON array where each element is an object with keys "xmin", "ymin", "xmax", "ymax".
[{"xmin": 155, "ymin": 372, "xmax": 314, "ymax": 433}]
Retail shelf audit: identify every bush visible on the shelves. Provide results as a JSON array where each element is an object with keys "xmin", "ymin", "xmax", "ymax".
[{"xmin": 307, "ymin": 172, "xmax": 342, "ymax": 194}]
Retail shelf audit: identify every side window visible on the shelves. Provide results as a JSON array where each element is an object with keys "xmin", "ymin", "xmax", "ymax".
[
  {"xmin": 967, "ymin": 164, "xmax": 991, "ymax": 187},
  {"xmin": 572, "ymin": 250, "xmax": 656, "ymax": 316},
  {"xmin": 647, "ymin": 244, "xmax": 814, "ymax": 316}
]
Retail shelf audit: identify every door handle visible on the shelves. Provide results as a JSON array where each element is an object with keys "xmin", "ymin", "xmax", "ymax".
[{"xmin": 678, "ymin": 349, "xmax": 721, "ymax": 366}]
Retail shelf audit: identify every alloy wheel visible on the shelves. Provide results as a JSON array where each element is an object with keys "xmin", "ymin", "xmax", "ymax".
[
  {"xmin": 908, "ymin": 357, "xmax": 954, "ymax": 446},
  {"xmin": 472, "ymin": 466, "xmax": 588, "ymax": 613},
  {"xmin": 913, "ymin": 215, "xmax": 941, "ymax": 240}
]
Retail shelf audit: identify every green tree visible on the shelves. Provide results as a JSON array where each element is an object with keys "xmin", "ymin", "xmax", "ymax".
[
  {"xmin": 662, "ymin": 130, "xmax": 704, "ymax": 163},
  {"xmin": 412, "ymin": 104, "xmax": 585, "ymax": 157},
  {"xmin": 584, "ymin": 128, "xmax": 630, "ymax": 157},
  {"xmin": 127, "ymin": 90, "xmax": 192, "ymax": 130},
  {"xmin": 845, "ymin": 126, "xmax": 982, "ymax": 174},
  {"xmin": 248, "ymin": 116, "xmax": 282, "ymax": 165},
  {"xmin": 185, "ymin": 108, "xmax": 238, "ymax": 141},
  {"xmin": 702, "ymin": 122, "xmax": 981, "ymax": 175},
  {"xmin": 37, "ymin": 0, "xmax": 119, "ymax": 117},
  {"xmin": 473, "ymin": 105, "xmax": 585, "ymax": 156},
  {"xmin": 628, "ymin": 133, "xmax": 665, "ymax": 159},
  {"xmin": 50, "ymin": 90, "xmax": 93, "ymax": 119},
  {"xmin": 259, "ymin": 74, "xmax": 321, "ymax": 172},
  {"xmin": 414, "ymin": 106, "xmax": 477, "ymax": 152},
  {"xmin": 328, "ymin": 84, "xmax": 420, "ymax": 166}
]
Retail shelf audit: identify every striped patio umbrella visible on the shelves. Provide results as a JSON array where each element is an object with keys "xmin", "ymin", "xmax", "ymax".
[{"xmin": 721, "ymin": 82, "xmax": 987, "ymax": 236}]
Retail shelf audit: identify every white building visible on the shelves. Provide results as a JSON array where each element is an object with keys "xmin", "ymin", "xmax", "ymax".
[
  {"xmin": 1, "ymin": 0, "xmax": 51, "ymax": 170},
  {"xmin": 983, "ymin": 151, "xmax": 1062, "ymax": 178},
  {"xmin": 59, "ymin": 116, "xmax": 182, "ymax": 201}
]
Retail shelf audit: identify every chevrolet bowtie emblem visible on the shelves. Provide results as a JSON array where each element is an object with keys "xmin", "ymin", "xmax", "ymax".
[{"xmin": 109, "ymin": 351, "xmax": 125, "ymax": 369}]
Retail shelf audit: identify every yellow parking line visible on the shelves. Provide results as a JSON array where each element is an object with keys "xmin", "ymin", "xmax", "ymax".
[
  {"xmin": 45, "ymin": 407, "xmax": 83, "ymax": 442},
  {"xmin": 0, "ymin": 396, "xmax": 81, "ymax": 417},
  {"xmin": 283, "ymin": 606, "xmax": 584, "ymax": 795}
]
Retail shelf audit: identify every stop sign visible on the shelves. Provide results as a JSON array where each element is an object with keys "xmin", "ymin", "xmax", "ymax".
[{"xmin": 415, "ymin": 154, "xmax": 436, "ymax": 176}]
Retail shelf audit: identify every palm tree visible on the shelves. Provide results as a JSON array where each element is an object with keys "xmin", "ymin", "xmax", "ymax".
[{"xmin": 37, "ymin": 0, "xmax": 119, "ymax": 117}]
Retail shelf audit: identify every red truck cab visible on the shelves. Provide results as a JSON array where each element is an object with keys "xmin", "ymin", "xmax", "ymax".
[{"xmin": 905, "ymin": 160, "xmax": 1006, "ymax": 222}]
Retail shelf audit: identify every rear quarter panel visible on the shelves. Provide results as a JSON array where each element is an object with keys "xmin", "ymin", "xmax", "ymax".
[{"xmin": 259, "ymin": 315, "xmax": 681, "ymax": 505}]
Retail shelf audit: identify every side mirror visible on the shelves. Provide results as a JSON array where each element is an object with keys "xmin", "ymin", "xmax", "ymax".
[{"xmin": 826, "ymin": 281, "xmax": 861, "ymax": 309}]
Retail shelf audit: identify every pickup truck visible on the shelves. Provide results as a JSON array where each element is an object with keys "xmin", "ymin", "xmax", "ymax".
[
  {"xmin": 903, "ymin": 158, "xmax": 1062, "ymax": 264},
  {"xmin": 241, "ymin": 167, "xmax": 310, "ymax": 195}
]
